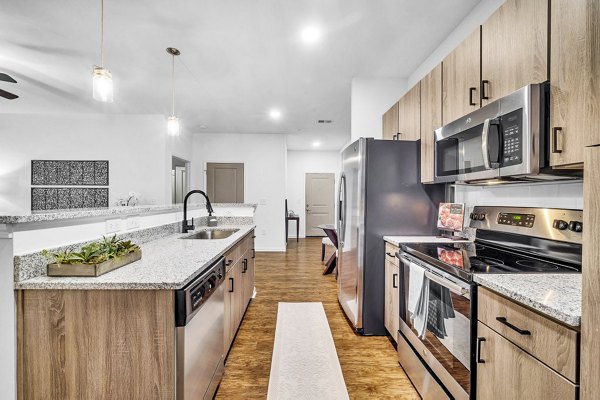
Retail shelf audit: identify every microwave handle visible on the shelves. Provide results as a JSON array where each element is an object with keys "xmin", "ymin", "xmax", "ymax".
[{"xmin": 482, "ymin": 118, "xmax": 501, "ymax": 170}]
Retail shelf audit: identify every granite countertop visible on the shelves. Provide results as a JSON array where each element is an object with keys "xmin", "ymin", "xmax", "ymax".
[
  {"xmin": 15, "ymin": 225, "xmax": 255, "ymax": 290},
  {"xmin": 383, "ymin": 235, "xmax": 471, "ymax": 246},
  {"xmin": 473, "ymin": 274, "xmax": 581, "ymax": 327},
  {"xmin": 0, "ymin": 203, "xmax": 258, "ymax": 224}
]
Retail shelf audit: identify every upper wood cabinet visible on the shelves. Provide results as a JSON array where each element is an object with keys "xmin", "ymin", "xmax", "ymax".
[
  {"xmin": 420, "ymin": 64, "xmax": 442, "ymax": 183},
  {"xmin": 442, "ymin": 28, "xmax": 481, "ymax": 125},
  {"xmin": 382, "ymin": 102, "xmax": 399, "ymax": 140},
  {"xmin": 481, "ymin": 0, "xmax": 549, "ymax": 105},
  {"xmin": 397, "ymin": 83, "xmax": 421, "ymax": 141},
  {"xmin": 549, "ymin": 0, "xmax": 599, "ymax": 168}
]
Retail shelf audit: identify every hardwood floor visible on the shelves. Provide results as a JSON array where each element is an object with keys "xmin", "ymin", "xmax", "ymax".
[{"xmin": 215, "ymin": 238, "xmax": 419, "ymax": 399}]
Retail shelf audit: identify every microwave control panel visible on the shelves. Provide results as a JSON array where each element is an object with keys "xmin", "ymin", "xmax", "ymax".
[
  {"xmin": 501, "ymin": 109, "xmax": 523, "ymax": 167},
  {"xmin": 497, "ymin": 212, "xmax": 535, "ymax": 228}
]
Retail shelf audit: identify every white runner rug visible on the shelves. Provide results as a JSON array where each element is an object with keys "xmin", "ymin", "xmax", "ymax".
[{"xmin": 267, "ymin": 302, "xmax": 349, "ymax": 400}]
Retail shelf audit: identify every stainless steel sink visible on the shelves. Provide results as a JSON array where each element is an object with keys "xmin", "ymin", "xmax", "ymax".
[{"xmin": 181, "ymin": 229, "xmax": 239, "ymax": 240}]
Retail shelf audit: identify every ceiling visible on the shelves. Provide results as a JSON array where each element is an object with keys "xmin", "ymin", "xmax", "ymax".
[{"xmin": 1, "ymin": 0, "xmax": 480, "ymax": 150}]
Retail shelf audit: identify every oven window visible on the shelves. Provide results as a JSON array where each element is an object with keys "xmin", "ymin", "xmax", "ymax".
[
  {"xmin": 436, "ymin": 123, "xmax": 486, "ymax": 176},
  {"xmin": 400, "ymin": 265, "xmax": 471, "ymax": 394}
]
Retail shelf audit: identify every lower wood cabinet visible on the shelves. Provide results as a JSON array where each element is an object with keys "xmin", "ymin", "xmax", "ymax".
[
  {"xmin": 476, "ymin": 287, "xmax": 579, "ymax": 400},
  {"xmin": 476, "ymin": 322, "xmax": 577, "ymax": 400},
  {"xmin": 384, "ymin": 242, "xmax": 400, "ymax": 341},
  {"xmin": 224, "ymin": 231, "xmax": 255, "ymax": 354}
]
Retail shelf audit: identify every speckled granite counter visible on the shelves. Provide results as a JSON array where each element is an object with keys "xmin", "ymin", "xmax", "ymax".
[
  {"xmin": 474, "ymin": 274, "xmax": 581, "ymax": 327},
  {"xmin": 15, "ymin": 225, "xmax": 255, "ymax": 290},
  {"xmin": 0, "ymin": 203, "xmax": 258, "ymax": 224}
]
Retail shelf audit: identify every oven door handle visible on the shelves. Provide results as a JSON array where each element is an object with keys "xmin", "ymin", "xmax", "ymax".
[
  {"xmin": 482, "ymin": 117, "xmax": 501, "ymax": 170},
  {"xmin": 424, "ymin": 270, "xmax": 469, "ymax": 296},
  {"xmin": 397, "ymin": 253, "xmax": 469, "ymax": 296}
]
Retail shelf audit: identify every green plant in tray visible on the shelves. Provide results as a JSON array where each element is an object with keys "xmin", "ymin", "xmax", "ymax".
[{"xmin": 42, "ymin": 235, "xmax": 140, "ymax": 265}]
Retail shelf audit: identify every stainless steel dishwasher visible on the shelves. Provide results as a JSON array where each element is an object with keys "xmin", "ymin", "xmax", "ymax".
[{"xmin": 175, "ymin": 256, "xmax": 225, "ymax": 399}]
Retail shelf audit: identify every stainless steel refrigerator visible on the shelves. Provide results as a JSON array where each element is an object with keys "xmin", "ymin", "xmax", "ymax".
[{"xmin": 337, "ymin": 138, "xmax": 445, "ymax": 335}]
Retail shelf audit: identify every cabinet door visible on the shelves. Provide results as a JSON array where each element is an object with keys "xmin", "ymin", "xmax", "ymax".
[
  {"xmin": 384, "ymin": 260, "xmax": 399, "ymax": 342},
  {"xmin": 481, "ymin": 0, "xmax": 548, "ymax": 105},
  {"xmin": 224, "ymin": 264, "xmax": 235, "ymax": 353},
  {"xmin": 582, "ymin": 146, "xmax": 600, "ymax": 400},
  {"xmin": 382, "ymin": 102, "xmax": 400, "ymax": 140},
  {"xmin": 397, "ymin": 84, "xmax": 421, "ymax": 141},
  {"xmin": 420, "ymin": 64, "xmax": 442, "ymax": 183},
  {"xmin": 442, "ymin": 28, "xmax": 480, "ymax": 125},
  {"xmin": 476, "ymin": 322, "xmax": 577, "ymax": 400},
  {"xmin": 549, "ymin": 0, "xmax": 599, "ymax": 167}
]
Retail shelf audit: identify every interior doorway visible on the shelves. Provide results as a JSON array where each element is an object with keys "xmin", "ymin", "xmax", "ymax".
[
  {"xmin": 305, "ymin": 173, "xmax": 335, "ymax": 237},
  {"xmin": 172, "ymin": 156, "xmax": 190, "ymax": 204},
  {"xmin": 206, "ymin": 163, "xmax": 245, "ymax": 203}
]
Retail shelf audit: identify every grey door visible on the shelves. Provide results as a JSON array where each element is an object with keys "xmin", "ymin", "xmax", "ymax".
[
  {"xmin": 305, "ymin": 173, "xmax": 335, "ymax": 237},
  {"xmin": 206, "ymin": 163, "xmax": 244, "ymax": 203}
]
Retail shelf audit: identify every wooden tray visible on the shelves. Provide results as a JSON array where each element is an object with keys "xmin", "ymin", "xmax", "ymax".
[{"xmin": 47, "ymin": 250, "xmax": 142, "ymax": 277}]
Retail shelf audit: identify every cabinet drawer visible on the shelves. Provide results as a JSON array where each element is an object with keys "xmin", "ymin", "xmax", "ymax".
[
  {"xmin": 476, "ymin": 321, "xmax": 578, "ymax": 400},
  {"xmin": 478, "ymin": 287, "xmax": 579, "ymax": 382},
  {"xmin": 385, "ymin": 242, "xmax": 399, "ymax": 266}
]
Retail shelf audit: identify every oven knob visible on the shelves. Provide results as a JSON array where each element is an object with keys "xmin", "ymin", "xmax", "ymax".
[
  {"xmin": 470, "ymin": 212, "xmax": 476, "ymax": 220},
  {"xmin": 568, "ymin": 221, "xmax": 583, "ymax": 232},
  {"xmin": 477, "ymin": 213, "xmax": 486, "ymax": 221},
  {"xmin": 553, "ymin": 219, "xmax": 568, "ymax": 230}
]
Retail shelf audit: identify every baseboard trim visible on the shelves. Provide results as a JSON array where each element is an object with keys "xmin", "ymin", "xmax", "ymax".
[{"xmin": 256, "ymin": 247, "xmax": 286, "ymax": 252}]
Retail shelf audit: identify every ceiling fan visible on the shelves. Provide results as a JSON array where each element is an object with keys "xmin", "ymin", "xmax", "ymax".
[{"xmin": 0, "ymin": 73, "xmax": 19, "ymax": 100}]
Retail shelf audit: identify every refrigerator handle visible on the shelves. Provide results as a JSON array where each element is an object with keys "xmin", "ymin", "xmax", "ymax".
[{"xmin": 337, "ymin": 173, "xmax": 346, "ymax": 245}]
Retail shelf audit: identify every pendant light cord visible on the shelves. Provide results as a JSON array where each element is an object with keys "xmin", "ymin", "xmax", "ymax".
[
  {"xmin": 171, "ymin": 54, "xmax": 175, "ymax": 116},
  {"xmin": 100, "ymin": 0, "xmax": 104, "ymax": 67}
]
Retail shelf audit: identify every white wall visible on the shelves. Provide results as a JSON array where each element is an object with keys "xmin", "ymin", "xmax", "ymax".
[
  {"xmin": 0, "ymin": 113, "xmax": 172, "ymax": 213},
  {"xmin": 454, "ymin": 182, "xmax": 584, "ymax": 217},
  {"xmin": 286, "ymin": 150, "xmax": 341, "ymax": 238},
  {"xmin": 192, "ymin": 133, "xmax": 287, "ymax": 251},
  {"xmin": 407, "ymin": 0, "xmax": 506, "ymax": 87},
  {"xmin": 350, "ymin": 77, "xmax": 407, "ymax": 142}
]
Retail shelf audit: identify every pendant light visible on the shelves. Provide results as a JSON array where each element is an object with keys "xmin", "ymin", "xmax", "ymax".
[
  {"xmin": 167, "ymin": 47, "xmax": 181, "ymax": 137},
  {"xmin": 92, "ymin": 0, "xmax": 113, "ymax": 102}
]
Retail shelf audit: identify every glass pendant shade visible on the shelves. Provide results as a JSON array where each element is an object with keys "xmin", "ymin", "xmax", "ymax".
[
  {"xmin": 167, "ymin": 115, "xmax": 180, "ymax": 136},
  {"xmin": 93, "ymin": 66, "xmax": 114, "ymax": 103}
]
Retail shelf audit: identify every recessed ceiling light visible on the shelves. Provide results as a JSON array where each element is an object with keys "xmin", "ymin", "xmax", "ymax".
[
  {"xmin": 269, "ymin": 109, "xmax": 282, "ymax": 120},
  {"xmin": 312, "ymin": 141, "xmax": 321, "ymax": 147},
  {"xmin": 300, "ymin": 26, "xmax": 322, "ymax": 44}
]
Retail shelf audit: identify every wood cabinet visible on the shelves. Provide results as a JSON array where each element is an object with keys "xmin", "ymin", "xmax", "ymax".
[
  {"xmin": 481, "ymin": 0, "xmax": 548, "ymax": 105},
  {"xmin": 476, "ymin": 322, "xmax": 578, "ymax": 400},
  {"xmin": 384, "ymin": 242, "xmax": 399, "ymax": 341},
  {"xmin": 224, "ymin": 230, "xmax": 255, "ymax": 354},
  {"xmin": 382, "ymin": 102, "xmax": 399, "ymax": 140},
  {"xmin": 582, "ymin": 146, "xmax": 600, "ymax": 400},
  {"xmin": 549, "ymin": 0, "xmax": 599, "ymax": 168},
  {"xmin": 478, "ymin": 287, "xmax": 578, "ymax": 381},
  {"xmin": 442, "ymin": 28, "xmax": 481, "ymax": 125},
  {"xmin": 477, "ymin": 287, "xmax": 579, "ymax": 400},
  {"xmin": 16, "ymin": 290, "xmax": 175, "ymax": 399},
  {"xmin": 420, "ymin": 64, "xmax": 442, "ymax": 183},
  {"xmin": 397, "ymin": 84, "xmax": 421, "ymax": 141}
]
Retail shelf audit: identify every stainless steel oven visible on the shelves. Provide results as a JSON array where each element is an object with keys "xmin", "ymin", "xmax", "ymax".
[
  {"xmin": 396, "ymin": 251, "xmax": 474, "ymax": 400},
  {"xmin": 433, "ymin": 83, "xmax": 564, "ymax": 184}
]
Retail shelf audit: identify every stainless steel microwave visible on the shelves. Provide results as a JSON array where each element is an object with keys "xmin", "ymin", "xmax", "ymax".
[{"xmin": 433, "ymin": 83, "xmax": 579, "ymax": 184}]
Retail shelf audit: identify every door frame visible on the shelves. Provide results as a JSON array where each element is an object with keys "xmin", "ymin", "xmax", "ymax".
[
  {"xmin": 304, "ymin": 172, "xmax": 336, "ymax": 237},
  {"xmin": 171, "ymin": 155, "xmax": 191, "ymax": 204},
  {"xmin": 204, "ymin": 162, "xmax": 245, "ymax": 203}
]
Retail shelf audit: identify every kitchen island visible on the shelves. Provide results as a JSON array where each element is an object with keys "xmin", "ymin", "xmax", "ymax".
[{"xmin": 1, "ymin": 203, "xmax": 257, "ymax": 399}]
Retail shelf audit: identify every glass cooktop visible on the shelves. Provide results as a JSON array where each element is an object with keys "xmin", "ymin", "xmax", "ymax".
[{"xmin": 401, "ymin": 241, "xmax": 580, "ymax": 281}]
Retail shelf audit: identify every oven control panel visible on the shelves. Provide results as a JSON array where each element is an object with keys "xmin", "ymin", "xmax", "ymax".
[{"xmin": 497, "ymin": 212, "xmax": 535, "ymax": 228}]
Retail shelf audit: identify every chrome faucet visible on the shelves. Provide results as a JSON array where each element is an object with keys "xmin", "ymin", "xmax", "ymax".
[{"xmin": 182, "ymin": 190, "xmax": 215, "ymax": 233}]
